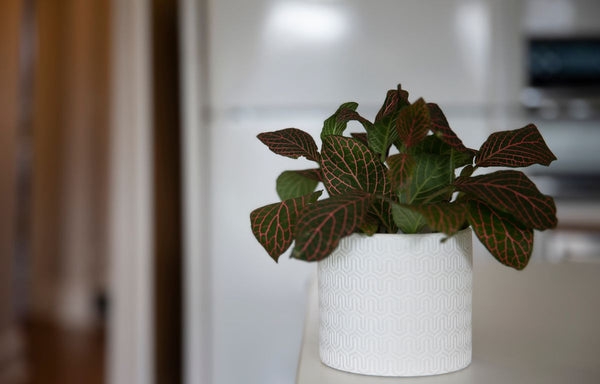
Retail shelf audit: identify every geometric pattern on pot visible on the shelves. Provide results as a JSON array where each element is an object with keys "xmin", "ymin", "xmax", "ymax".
[{"xmin": 318, "ymin": 229, "xmax": 473, "ymax": 376}]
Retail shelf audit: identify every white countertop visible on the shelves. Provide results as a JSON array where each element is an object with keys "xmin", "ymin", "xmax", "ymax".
[{"xmin": 296, "ymin": 262, "xmax": 600, "ymax": 383}]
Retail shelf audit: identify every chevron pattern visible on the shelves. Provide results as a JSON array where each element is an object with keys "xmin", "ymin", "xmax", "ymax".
[{"xmin": 318, "ymin": 229, "xmax": 472, "ymax": 376}]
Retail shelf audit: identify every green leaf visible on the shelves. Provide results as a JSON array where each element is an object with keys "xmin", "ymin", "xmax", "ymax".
[
  {"xmin": 396, "ymin": 98, "xmax": 430, "ymax": 148},
  {"xmin": 276, "ymin": 170, "xmax": 320, "ymax": 200},
  {"xmin": 371, "ymin": 85, "xmax": 412, "ymax": 156},
  {"xmin": 321, "ymin": 102, "xmax": 372, "ymax": 138},
  {"xmin": 257, "ymin": 128, "xmax": 320, "ymax": 162},
  {"xmin": 409, "ymin": 201, "xmax": 467, "ymax": 235},
  {"xmin": 411, "ymin": 135, "xmax": 474, "ymax": 168},
  {"xmin": 476, "ymin": 124, "xmax": 557, "ymax": 168},
  {"xmin": 375, "ymin": 84, "xmax": 410, "ymax": 123},
  {"xmin": 398, "ymin": 153, "xmax": 453, "ymax": 204},
  {"xmin": 369, "ymin": 198, "xmax": 396, "ymax": 234},
  {"xmin": 467, "ymin": 199, "xmax": 534, "ymax": 270},
  {"xmin": 391, "ymin": 203, "xmax": 426, "ymax": 234},
  {"xmin": 454, "ymin": 170, "xmax": 557, "ymax": 230},
  {"xmin": 322, "ymin": 102, "xmax": 357, "ymax": 137},
  {"xmin": 368, "ymin": 117, "xmax": 399, "ymax": 158},
  {"xmin": 321, "ymin": 135, "xmax": 388, "ymax": 196},
  {"xmin": 250, "ymin": 191, "xmax": 322, "ymax": 262},
  {"xmin": 387, "ymin": 153, "xmax": 415, "ymax": 191},
  {"xmin": 293, "ymin": 190, "xmax": 372, "ymax": 261},
  {"xmin": 427, "ymin": 103, "xmax": 471, "ymax": 152}
]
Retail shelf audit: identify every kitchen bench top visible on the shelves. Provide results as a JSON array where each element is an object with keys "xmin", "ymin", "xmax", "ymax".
[{"xmin": 296, "ymin": 262, "xmax": 600, "ymax": 384}]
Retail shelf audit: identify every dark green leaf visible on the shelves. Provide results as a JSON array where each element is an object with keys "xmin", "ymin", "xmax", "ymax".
[
  {"xmin": 396, "ymin": 98, "xmax": 430, "ymax": 148},
  {"xmin": 359, "ymin": 214, "xmax": 379, "ymax": 236},
  {"xmin": 467, "ymin": 199, "xmax": 534, "ymax": 270},
  {"xmin": 321, "ymin": 135, "xmax": 388, "ymax": 196},
  {"xmin": 257, "ymin": 128, "xmax": 320, "ymax": 162},
  {"xmin": 368, "ymin": 118, "xmax": 399, "ymax": 157},
  {"xmin": 375, "ymin": 84, "xmax": 410, "ymax": 123},
  {"xmin": 409, "ymin": 201, "xmax": 467, "ymax": 235},
  {"xmin": 350, "ymin": 132, "xmax": 369, "ymax": 146},
  {"xmin": 293, "ymin": 190, "xmax": 372, "ymax": 261},
  {"xmin": 398, "ymin": 153, "xmax": 453, "ymax": 204},
  {"xmin": 250, "ymin": 191, "xmax": 322, "ymax": 262},
  {"xmin": 411, "ymin": 135, "xmax": 474, "ymax": 168},
  {"xmin": 292, "ymin": 168, "xmax": 322, "ymax": 181},
  {"xmin": 387, "ymin": 153, "xmax": 415, "ymax": 191},
  {"xmin": 427, "ymin": 103, "xmax": 471, "ymax": 152},
  {"xmin": 369, "ymin": 198, "xmax": 396, "ymax": 234},
  {"xmin": 476, "ymin": 124, "xmax": 557, "ymax": 168},
  {"xmin": 452, "ymin": 150, "xmax": 475, "ymax": 169},
  {"xmin": 454, "ymin": 170, "xmax": 557, "ymax": 230},
  {"xmin": 321, "ymin": 135, "xmax": 395, "ymax": 232},
  {"xmin": 460, "ymin": 165, "xmax": 475, "ymax": 178},
  {"xmin": 276, "ymin": 170, "xmax": 320, "ymax": 200},
  {"xmin": 391, "ymin": 203, "xmax": 426, "ymax": 234}
]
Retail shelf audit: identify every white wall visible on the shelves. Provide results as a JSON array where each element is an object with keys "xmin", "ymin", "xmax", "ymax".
[
  {"xmin": 209, "ymin": 0, "xmax": 497, "ymax": 111},
  {"xmin": 109, "ymin": 0, "xmax": 154, "ymax": 383}
]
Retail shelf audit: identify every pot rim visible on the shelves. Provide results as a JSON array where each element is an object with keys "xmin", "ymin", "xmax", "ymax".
[{"xmin": 347, "ymin": 227, "xmax": 471, "ymax": 239}]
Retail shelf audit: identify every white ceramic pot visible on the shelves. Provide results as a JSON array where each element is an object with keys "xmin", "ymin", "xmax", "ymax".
[{"xmin": 318, "ymin": 228, "xmax": 472, "ymax": 377}]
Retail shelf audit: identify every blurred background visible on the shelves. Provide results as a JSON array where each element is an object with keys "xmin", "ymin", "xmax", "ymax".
[{"xmin": 1, "ymin": 0, "xmax": 599, "ymax": 383}]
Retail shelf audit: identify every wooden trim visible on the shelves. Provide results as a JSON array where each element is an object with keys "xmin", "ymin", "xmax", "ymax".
[
  {"xmin": 0, "ymin": 0, "xmax": 21, "ymax": 324},
  {"xmin": 152, "ymin": 0, "xmax": 182, "ymax": 382},
  {"xmin": 0, "ymin": 1, "xmax": 27, "ymax": 381}
]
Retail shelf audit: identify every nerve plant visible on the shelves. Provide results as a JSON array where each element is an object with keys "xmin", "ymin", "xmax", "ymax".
[{"xmin": 250, "ymin": 85, "xmax": 557, "ymax": 270}]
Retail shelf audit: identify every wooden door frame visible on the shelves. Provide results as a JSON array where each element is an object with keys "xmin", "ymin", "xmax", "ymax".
[{"xmin": 0, "ymin": 0, "xmax": 26, "ymax": 380}]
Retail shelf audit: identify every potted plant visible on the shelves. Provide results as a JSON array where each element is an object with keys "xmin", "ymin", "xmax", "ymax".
[{"xmin": 250, "ymin": 84, "xmax": 557, "ymax": 377}]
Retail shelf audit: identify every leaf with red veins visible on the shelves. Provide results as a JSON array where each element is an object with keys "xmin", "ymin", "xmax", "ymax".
[
  {"xmin": 467, "ymin": 199, "xmax": 533, "ymax": 270},
  {"xmin": 375, "ymin": 89, "xmax": 399, "ymax": 123},
  {"xmin": 321, "ymin": 135, "xmax": 395, "ymax": 231},
  {"xmin": 293, "ymin": 168, "xmax": 322, "ymax": 181},
  {"xmin": 321, "ymin": 135, "xmax": 388, "ymax": 196},
  {"xmin": 410, "ymin": 201, "xmax": 467, "ymax": 235},
  {"xmin": 396, "ymin": 98, "xmax": 431, "ymax": 148},
  {"xmin": 454, "ymin": 170, "xmax": 557, "ymax": 230},
  {"xmin": 387, "ymin": 153, "xmax": 415, "ymax": 191},
  {"xmin": 321, "ymin": 102, "xmax": 372, "ymax": 138},
  {"xmin": 292, "ymin": 190, "xmax": 372, "ymax": 261},
  {"xmin": 257, "ymin": 128, "xmax": 320, "ymax": 162},
  {"xmin": 359, "ymin": 214, "xmax": 379, "ymax": 236},
  {"xmin": 350, "ymin": 132, "xmax": 369, "ymax": 146},
  {"xmin": 250, "ymin": 191, "xmax": 322, "ymax": 262},
  {"xmin": 369, "ymin": 191, "xmax": 397, "ymax": 234},
  {"xmin": 375, "ymin": 84, "xmax": 410, "ymax": 123},
  {"xmin": 427, "ymin": 103, "xmax": 472, "ymax": 152},
  {"xmin": 336, "ymin": 108, "xmax": 373, "ymax": 131},
  {"xmin": 476, "ymin": 124, "xmax": 557, "ymax": 168},
  {"xmin": 411, "ymin": 135, "xmax": 474, "ymax": 168}
]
